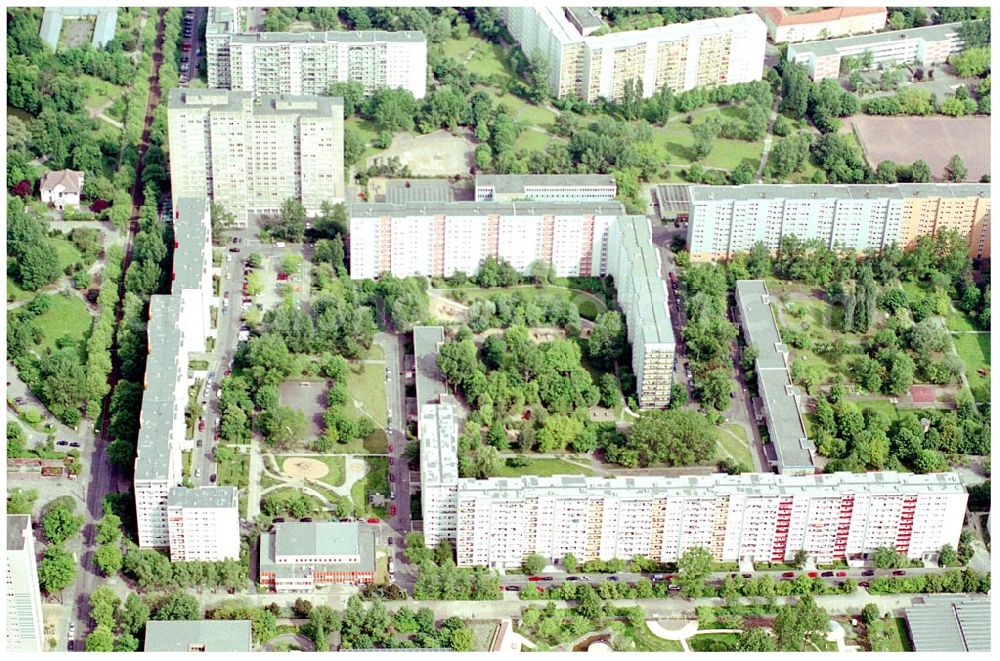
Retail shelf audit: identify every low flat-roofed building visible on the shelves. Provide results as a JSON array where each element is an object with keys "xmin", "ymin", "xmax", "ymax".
[
  {"xmin": 904, "ymin": 597, "xmax": 991, "ymax": 652},
  {"xmin": 384, "ymin": 179, "xmax": 454, "ymax": 205},
  {"xmin": 653, "ymin": 184, "xmax": 693, "ymax": 221},
  {"xmin": 787, "ymin": 20, "xmax": 973, "ymax": 80},
  {"xmin": 39, "ymin": 7, "xmax": 118, "ymax": 50},
  {"xmin": 475, "ymin": 174, "xmax": 617, "ymax": 203},
  {"xmin": 735, "ymin": 280, "xmax": 815, "ymax": 474},
  {"xmin": 259, "ymin": 522, "xmax": 375, "ymax": 592},
  {"xmin": 144, "ymin": 620, "xmax": 252, "ymax": 652}
]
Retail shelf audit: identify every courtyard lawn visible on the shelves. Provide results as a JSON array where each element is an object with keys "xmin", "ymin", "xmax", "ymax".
[
  {"xmin": 441, "ymin": 33, "xmax": 513, "ymax": 81},
  {"xmin": 714, "ymin": 423, "xmax": 754, "ymax": 468},
  {"xmin": 346, "ymin": 117, "xmax": 379, "ymax": 144},
  {"xmin": 277, "ymin": 454, "xmax": 346, "ymax": 488},
  {"xmin": 32, "ymin": 293, "xmax": 92, "ymax": 354},
  {"xmin": 350, "ymin": 456, "xmax": 390, "ymax": 519},
  {"xmin": 52, "ymin": 237, "xmax": 83, "ymax": 272},
  {"xmin": 689, "ymin": 632, "xmax": 740, "ymax": 652},
  {"xmin": 516, "ymin": 102, "xmax": 558, "ymax": 128},
  {"xmin": 953, "ymin": 332, "xmax": 991, "ymax": 402},
  {"xmin": 493, "ymin": 456, "xmax": 594, "ymax": 478},
  {"xmin": 6, "ymin": 277, "xmax": 34, "ymax": 303},
  {"xmin": 609, "ymin": 622, "xmax": 684, "ymax": 652},
  {"xmin": 858, "ymin": 399, "xmax": 901, "ymax": 422},
  {"xmin": 649, "ymin": 109, "xmax": 764, "ymax": 170},
  {"xmin": 514, "ymin": 129, "xmax": 551, "ymax": 153},
  {"xmin": 452, "ymin": 285, "xmax": 608, "ymax": 320},
  {"xmin": 885, "ymin": 618, "xmax": 913, "ymax": 652},
  {"xmin": 218, "ymin": 450, "xmax": 250, "ymax": 489},
  {"xmin": 81, "ymin": 74, "xmax": 125, "ymax": 113},
  {"xmin": 946, "ymin": 309, "xmax": 979, "ymax": 332},
  {"xmin": 342, "ymin": 359, "xmax": 389, "ymax": 454}
]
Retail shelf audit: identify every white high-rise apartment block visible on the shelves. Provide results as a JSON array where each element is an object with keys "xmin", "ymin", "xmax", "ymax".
[
  {"xmin": 349, "ymin": 201, "xmax": 623, "ymax": 280},
  {"xmin": 607, "ymin": 216, "xmax": 676, "ymax": 409},
  {"xmin": 6, "ymin": 515, "xmax": 44, "ymax": 653},
  {"xmin": 168, "ymin": 89, "xmax": 344, "ymax": 224},
  {"xmin": 453, "ymin": 472, "xmax": 967, "ymax": 568},
  {"xmin": 206, "ymin": 7, "xmax": 245, "ymax": 88},
  {"xmin": 167, "ymin": 487, "xmax": 241, "ymax": 562},
  {"xmin": 212, "ymin": 31, "xmax": 427, "ymax": 99},
  {"xmin": 419, "ymin": 404, "xmax": 459, "ymax": 548},
  {"xmin": 686, "ymin": 184, "xmax": 992, "ymax": 262},
  {"xmin": 501, "ymin": 7, "xmax": 766, "ymax": 102}
]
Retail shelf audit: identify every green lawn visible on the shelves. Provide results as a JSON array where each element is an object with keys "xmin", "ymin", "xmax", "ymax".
[
  {"xmin": 494, "ymin": 456, "xmax": 594, "ymax": 477},
  {"xmin": 277, "ymin": 454, "xmax": 346, "ymax": 488},
  {"xmin": 517, "ymin": 102, "xmax": 558, "ymax": 127},
  {"xmin": 885, "ymin": 618, "xmax": 913, "ymax": 652},
  {"xmin": 609, "ymin": 621, "xmax": 684, "ymax": 652},
  {"xmin": 32, "ymin": 293, "xmax": 92, "ymax": 354},
  {"xmin": 341, "ymin": 359, "xmax": 389, "ymax": 453},
  {"xmin": 714, "ymin": 423, "xmax": 754, "ymax": 468},
  {"xmin": 81, "ymin": 74, "xmax": 125, "ymax": 112},
  {"xmin": 858, "ymin": 400, "xmax": 901, "ymax": 421},
  {"xmin": 218, "ymin": 450, "xmax": 250, "ymax": 489},
  {"xmin": 6, "ymin": 277, "xmax": 34, "ymax": 303},
  {"xmin": 689, "ymin": 632, "xmax": 739, "ymax": 652},
  {"xmin": 452, "ymin": 285, "xmax": 607, "ymax": 321},
  {"xmin": 346, "ymin": 117, "xmax": 379, "ymax": 144},
  {"xmin": 350, "ymin": 456, "xmax": 390, "ymax": 519},
  {"xmin": 514, "ymin": 129, "xmax": 551, "ymax": 153},
  {"xmin": 52, "ymin": 237, "xmax": 83, "ymax": 272},
  {"xmin": 953, "ymin": 333, "xmax": 991, "ymax": 402},
  {"xmin": 649, "ymin": 110, "xmax": 764, "ymax": 170},
  {"xmin": 946, "ymin": 309, "xmax": 979, "ymax": 331},
  {"xmin": 440, "ymin": 34, "xmax": 513, "ymax": 81}
]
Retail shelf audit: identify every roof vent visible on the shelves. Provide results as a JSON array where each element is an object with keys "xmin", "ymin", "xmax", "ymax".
[{"xmin": 812, "ymin": 192, "xmax": 817, "ymax": 198}]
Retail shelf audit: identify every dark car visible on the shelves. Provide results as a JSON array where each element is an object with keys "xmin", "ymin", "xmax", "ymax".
[
  {"xmin": 197, "ymin": 440, "xmax": 203, "ymax": 447},
  {"xmin": 862, "ymin": 570, "xmax": 875, "ymax": 577},
  {"xmin": 389, "ymin": 474, "xmax": 396, "ymax": 482},
  {"xmin": 782, "ymin": 572, "xmax": 796, "ymax": 578},
  {"xmin": 566, "ymin": 576, "xmax": 582, "ymax": 582},
  {"xmin": 210, "ymin": 474, "xmax": 217, "ymax": 483},
  {"xmin": 505, "ymin": 585, "xmax": 521, "ymax": 591},
  {"xmin": 541, "ymin": 576, "xmax": 554, "ymax": 582},
  {"xmin": 607, "ymin": 576, "xmax": 619, "ymax": 582},
  {"xmin": 56, "ymin": 440, "xmax": 69, "ymax": 446},
  {"xmin": 273, "ymin": 518, "xmax": 285, "ymax": 523},
  {"xmin": 69, "ymin": 442, "xmax": 80, "ymax": 447},
  {"xmin": 742, "ymin": 573, "xmax": 753, "ymax": 579},
  {"xmin": 821, "ymin": 571, "xmax": 834, "ymax": 577},
  {"xmin": 68, "ymin": 641, "xmax": 74, "ymax": 651},
  {"xmin": 858, "ymin": 581, "xmax": 869, "ymax": 588},
  {"xmin": 388, "ymin": 537, "xmax": 394, "ymax": 545},
  {"xmin": 892, "ymin": 570, "xmax": 906, "ymax": 576},
  {"xmin": 301, "ymin": 518, "xmax": 313, "ymax": 522}
]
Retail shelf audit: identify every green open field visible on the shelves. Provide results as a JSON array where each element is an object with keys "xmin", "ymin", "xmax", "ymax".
[
  {"xmin": 6, "ymin": 277, "xmax": 34, "ymax": 303},
  {"xmin": 219, "ymin": 450, "xmax": 250, "ymax": 489},
  {"xmin": 277, "ymin": 454, "xmax": 346, "ymax": 488},
  {"xmin": 32, "ymin": 293, "xmax": 92, "ymax": 354},
  {"xmin": 451, "ymin": 285, "xmax": 607, "ymax": 320},
  {"xmin": 649, "ymin": 107, "xmax": 764, "ymax": 171},
  {"xmin": 610, "ymin": 621, "xmax": 684, "ymax": 652},
  {"xmin": 714, "ymin": 423, "xmax": 754, "ymax": 467},
  {"xmin": 81, "ymin": 74, "xmax": 125, "ymax": 113},
  {"xmin": 350, "ymin": 456, "xmax": 390, "ymax": 519},
  {"xmin": 441, "ymin": 34, "xmax": 513, "ymax": 81},
  {"xmin": 953, "ymin": 332, "xmax": 991, "ymax": 402},
  {"xmin": 514, "ymin": 129, "xmax": 552, "ymax": 153},
  {"xmin": 51, "ymin": 236, "xmax": 83, "ymax": 272},
  {"xmin": 342, "ymin": 359, "xmax": 389, "ymax": 453},
  {"xmin": 946, "ymin": 309, "xmax": 979, "ymax": 331},
  {"xmin": 689, "ymin": 632, "xmax": 739, "ymax": 652},
  {"xmin": 493, "ymin": 456, "xmax": 594, "ymax": 478}
]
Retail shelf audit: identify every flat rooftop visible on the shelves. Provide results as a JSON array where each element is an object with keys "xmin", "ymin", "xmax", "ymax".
[
  {"xmin": 144, "ymin": 620, "xmax": 252, "ymax": 652},
  {"xmin": 736, "ymin": 280, "xmax": 814, "ymax": 473},
  {"xmin": 690, "ymin": 183, "xmax": 991, "ymax": 202},
  {"xmin": 172, "ymin": 197, "xmax": 210, "ymax": 292},
  {"xmin": 349, "ymin": 201, "xmax": 626, "ymax": 218},
  {"xmin": 412, "ymin": 326, "xmax": 448, "ymax": 408},
  {"xmin": 272, "ymin": 521, "xmax": 361, "ymax": 558},
  {"xmin": 6, "ymin": 514, "xmax": 30, "ymax": 551},
  {"xmin": 168, "ymin": 89, "xmax": 342, "ymax": 117},
  {"xmin": 168, "ymin": 486, "xmax": 238, "ymax": 509},
  {"xmin": 230, "ymin": 30, "xmax": 425, "ymax": 44},
  {"xmin": 385, "ymin": 179, "xmax": 453, "ymax": 204},
  {"xmin": 260, "ymin": 523, "xmax": 375, "ymax": 578},
  {"xmin": 456, "ymin": 471, "xmax": 965, "ymax": 500},
  {"xmin": 905, "ymin": 598, "xmax": 991, "ymax": 652},
  {"xmin": 613, "ymin": 216, "xmax": 675, "ymax": 347},
  {"xmin": 654, "ymin": 184, "xmax": 693, "ymax": 214},
  {"xmin": 787, "ymin": 20, "xmax": 970, "ymax": 58},
  {"xmin": 419, "ymin": 403, "xmax": 459, "ymax": 485},
  {"xmin": 475, "ymin": 174, "xmax": 616, "ymax": 193}
]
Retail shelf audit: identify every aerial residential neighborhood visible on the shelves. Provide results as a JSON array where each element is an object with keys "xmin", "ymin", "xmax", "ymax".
[{"xmin": 5, "ymin": 4, "xmax": 992, "ymax": 655}]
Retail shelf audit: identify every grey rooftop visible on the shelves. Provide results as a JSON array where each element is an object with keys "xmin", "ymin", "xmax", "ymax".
[
  {"xmin": 144, "ymin": 620, "xmax": 252, "ymax": 652},
  {"xmin": 349, "ymin": 201, "xmax": 626, "ymax": 217},
  {"xmin": 613, "ymin": 216, "xmax": 675, "ymax": 347},
  {"xmin": 736, "ymin": 280, "xmax": 814, "ymax": 473},
  {"xmin": 413, "ymin": 326, "xmax": 448, "ymax": 409},
  {"xmin": 229, "ymin": 29, "xmax": 425, "ymax": 44},
  {"xmin": 272, "ymin": 521, "xmax": 361, "ymax": 558},
  {"xmin": 385, "ymin": 179, "xmax": 453, "ymax": 205},
  {"xmin": 260, "ymin": 523, "xmax": 376, "ymax": 578},
  {"xmin": 168, "ymin": 89, "xmax": 343, "ymax": 117},
  {"xmin": 6, "ymin": 515, "xmax": 31, "ymax": 551},
  {"xmin": 905, "ymin": 598, "xmax": 991, "ymax": 652},
  {"xmin": 419, "ymin": 403, "xmax": 459, "ymax": 485},
  {"xmin": 690, "ymin": 183, "xmax": 991, "ymax": 202},
  {"xmin": 172, "ymin": 197, "xmax": 210, "ymax": 292},
  {"xmin": 168, "ymin": 486, "xmax": 238, "ymax": 509},
  {"xmin": 787, "ymin": 21, "xmax": 971, "ymax": 58}
]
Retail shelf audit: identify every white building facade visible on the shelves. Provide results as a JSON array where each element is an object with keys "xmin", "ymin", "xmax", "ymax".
[
  {"xmin": 167, "ymin": 89, "xmax": 344, "ymax": 224},
  {"xmin": 211, "ymin": 31, "xmax": 427, "ymax": 99},
  {"xmin": 453, "ymin": 472, "xmax": 967, "ymax": 568},
  {"xmin": 501, "ymin": 7, "xmax": 766, "ymax": 102},
  {"xmin": 167, "ymin": 487, "xmax": 241, "ymax": 562},
  {"xmin": 349, "ymin": 201, "xmax": 622, "ymax": 280},
  {"xmin": 419, "ymin": 403, "xmax": 459, "ymax": 548},
  {"xmin": 6, "ymin": 515, "xmax": 45, "ymax": 653},
  {"xmin": 474, "ymin": 174, "xmax": 618, "ymax": 203}
]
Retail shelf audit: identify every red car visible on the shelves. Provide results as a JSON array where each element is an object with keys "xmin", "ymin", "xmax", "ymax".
[
  {"xmin": 389, "ymin": 474, "xmax": 396, "ymax": 482},
  {"xmin": 527, "ymin": 576, "xmax": 544, "ymax": 582},
  {"xmin": 782, "ymin": 572, "xmax": 796, "ymax": 578},
  {"xmin": 389, "ymin": 505, "xmax": 397, "ymax": 516},
  {"xmin": 388, "ymin": 444, "xmax": 394, "ymax": 452},
  {"xmin": 858, "ymin": 581, "xmax": 869, "ymax": 588},
  {"xmin": 366, "ymin": 517, "xmax": 379, "ymax": 524},
  {"xmin": 807, "ymin": 572, "xmax": 818, "ymax": 578},
  {"xmin": 388, "ymin": 457, "xmax": 394, "ymax": 465},
  {"xmin": 836, "ymin": 571, "xmax": 847, "ymax": 577},
  {"xmin": 214, "ymin": 430, "xmax": 220, "ymax": 441},
  {"xmin": 198, "ymin": 419, "xmax": 206, "ymax": 432}
]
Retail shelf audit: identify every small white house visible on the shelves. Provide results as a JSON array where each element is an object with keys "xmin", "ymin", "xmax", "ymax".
[{"xmin": 40, "ymin": 169, "xmax": 85, "ymax": 209}]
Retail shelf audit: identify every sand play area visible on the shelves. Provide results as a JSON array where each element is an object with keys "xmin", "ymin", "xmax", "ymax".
[{"xmin": 281, "ymin": 457, "xmax": 329, "ymax": 480}]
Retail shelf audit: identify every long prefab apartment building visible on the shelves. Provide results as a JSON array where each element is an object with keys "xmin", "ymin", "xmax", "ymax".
[
  {"xmin": 501, "ymin": 7, "xmax": 766, "ymax": 101},
  {"xmin": 686, "ymin": 184, "xmax": 991, "ymax": 262}
]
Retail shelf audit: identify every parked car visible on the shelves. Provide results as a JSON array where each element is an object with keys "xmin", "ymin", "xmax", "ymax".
[
  {"xmin": 527, "ymin": 576, "xmax": 544, "ymax": 582},
  {"xmin": 273, "ymin": 518, "xmax": 285, "ymax": 523},
  {"xmin": 14, "ymin": 397, "xmax": 25, "ymax": 405},
  {"xmin": 389, "ymin": 505, "xmax": 396, "ymax": 516},
  {"xmin": 197, "ymin": 440, "xmax": 202, "ymax": 447},
  {"xmin": 198, "ymin": 419, "xmax": 206, "ymax": 432},
  {"xmin": 782, "ymin": 572, "xmax": 796, "ymax": 578},
  {"xmin": 387, "ymin": 537, "xmax": 394, "ymax": 545},
  {"xmin": 858, "ymin": 581, "xmax": 869, "ymax": 588},
  {"xmin": 821, "ymin": 571, "xmax": 834, "ymax": 577},
  {"xmin": 69, "ymin": 442, "xmax": 80, "ymax": 448},
  {"xmin": 742, "ymin": 573, "xmax": 753, "ymax": 579},
  {"xmin": 566, "ymin": 576, "xmax": 583, "ymax": 582},
  {"xmin": 892, "ymin": 570, "xmax": 907, "ymax": 576},
  {"xmin": 541, "ymin": 577, "xmax": 554, "ymax": 582},
  {"xmin": 195, "ymin": 468, "xmax": 201, "ymax": 478},
  {"xmin": 505, "ymin": 585, "xmax": 521, "ymax": 591},
  {"xmin": 57, "ymin": 440, "xmax": 69, "ymax": 446},
  {"xmin": 210, "ymin": 474, "xmax": 217, "ymax": 483},
  {"xmin": 668, "ymin": 584, "xmax": 681, "ymax": 591},
  {"xmin": 388, "ymin": 457, "xmax": 394, "ymax": 465},
  {"xmin": 388, "ymin": 444, "xmax": 394, "ymax": 452},
  {"xmin": 862, "ymin": 570, "xmax": 875, "ymax": 577},
  {"xmin": 836, "ymin": 571, "xmax": 847, "ymax": 577},
  {"xmin": 807, "ymin": 572, "xmax": 818, "ymax": 578}
]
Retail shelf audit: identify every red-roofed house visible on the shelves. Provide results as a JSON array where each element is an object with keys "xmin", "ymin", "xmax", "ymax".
[
  {"xmin": 40, "ymin": 169, "xmax": 85, "ymax": 210},
  {"xmin": 755, "ymin": 7, "xmax": 887, "ymax": 43}
]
